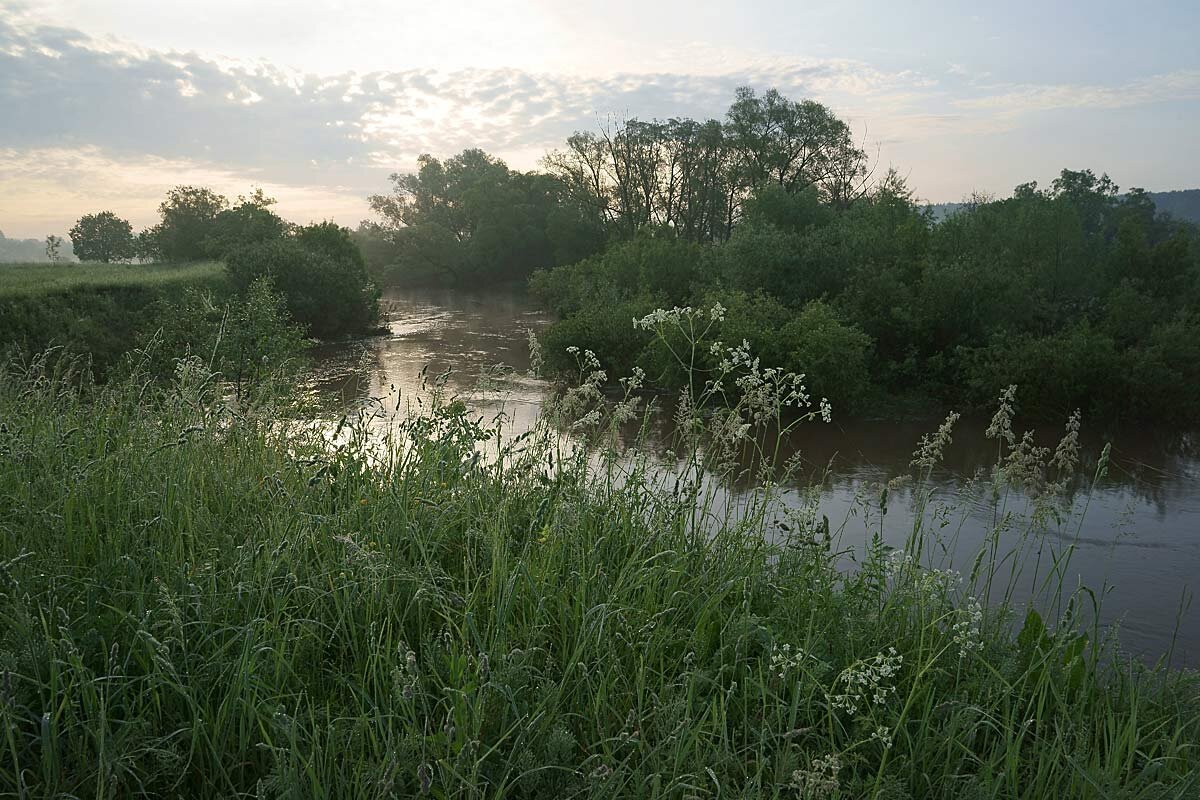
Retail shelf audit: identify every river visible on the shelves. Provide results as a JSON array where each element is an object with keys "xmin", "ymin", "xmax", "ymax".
[{"xmin": 303, "ymin": 286, "xmax": 1200, "ymax": 666}]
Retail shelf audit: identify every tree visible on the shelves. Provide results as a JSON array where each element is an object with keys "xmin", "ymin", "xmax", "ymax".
[
  {"xmin": 151, "ymin": 186, "xmax": 228, "ymax": 261},
  {"xmin": 203, "ymin": 190, "xmax": 288, "ymax": 258},
  {"xmin": 541, "ymin": 87, "xmax": 870, "ymax": 243},
  {"xmin": 134, "ymin": 229, "xmax": 161, "ymax": 262},
  {"xmin": 44, "ymin": 235, "xmax": 66, "ymax": 262},
  {"xmin": 69, "ymin": 211, "xmax": 135, "ymax": 263},
  {"xmin": 725, "ymin": 87, "xmax": 870, "ymax": 207},
  {"xmin": 368, "ymin": 150, "xmax": 601, "ymax": 285}
]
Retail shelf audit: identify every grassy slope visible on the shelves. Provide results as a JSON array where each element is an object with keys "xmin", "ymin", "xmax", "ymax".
[
  {"xmin": 0, "ymin": 261, "xmax": 227, "ymax": 375},
  {"xmin": 0, "ymin": 361, "xmax": 1196, "ymax": 798}
]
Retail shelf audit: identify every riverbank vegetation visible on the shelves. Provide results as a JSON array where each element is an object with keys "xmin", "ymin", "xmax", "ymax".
[
  {"xmin": 1, "ymin": 316, "xmax": 1197, "ymax": 797},
  {"xmin": 0, "ymin": 260, "xmax": 228, "ymax": 378},
  {"xmin": 2, "ymin": 187, "xmax": 380, "ymax": 378},
  {"xmin": 360, "ymin": 87, "xmax": 1200, "ymax": 424}
]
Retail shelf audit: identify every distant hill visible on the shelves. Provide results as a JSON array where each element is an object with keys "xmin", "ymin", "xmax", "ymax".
[
  {"xmin": 925, "ymin": 190, "xmax": 1200, "ymax": 225},
  {"xmin": 1149, "ymin": 190, "xmax": 1200, "ymax": 224}
]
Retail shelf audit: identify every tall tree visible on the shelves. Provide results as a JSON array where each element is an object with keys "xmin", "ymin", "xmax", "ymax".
[
  {"xmin": 368, "ymin": 150, "xmax": 602, "ymax": 285},
  {"xmin": 151, "ymin": 186, "xmax": 228, "ymax": 261}
]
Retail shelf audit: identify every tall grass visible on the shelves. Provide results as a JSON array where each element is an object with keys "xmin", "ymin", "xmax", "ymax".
[{"xmin": 0, "ymin": 338, "xmax": 1197, "ymax": 798}]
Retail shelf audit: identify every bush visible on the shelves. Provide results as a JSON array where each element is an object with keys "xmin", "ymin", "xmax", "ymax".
[
  {"xmin": 226, "ymin": 232, "xmax": 379, "ymax": 339},
  {"xmin": 782, "ymin": 301, "xmax": 874, "ymax": 412},
  {"xmin": 138, "ymin": 277, "xmax": 308, "ymax": 402},
  {"xmin": 538, "ymin": 300, "xmax": 652, "ymax": 380},
  {"xmin": 532, "ymin": 234, "xmax": 703, "ymax": 318}
]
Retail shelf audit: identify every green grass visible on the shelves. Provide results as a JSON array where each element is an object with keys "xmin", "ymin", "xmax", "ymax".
[
  {"xmin": 0, "ymin": 261, "xmax": 230, "ymax": 379},
  {"xmin": 0, "ymin": 351, "xmax": 1197, "ymax": 799},
  {"xmin": 0, "ymin": 260, "xmax": 224, "ymax": 299}
]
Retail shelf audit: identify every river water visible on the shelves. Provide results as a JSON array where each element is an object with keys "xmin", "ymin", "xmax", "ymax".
[{"xmin": 304, "ymin": 286, "xmax": 1200, "ymax": 666}]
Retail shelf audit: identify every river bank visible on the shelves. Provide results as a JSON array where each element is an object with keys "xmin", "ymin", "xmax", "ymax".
[
  {"xmin": 1, "ymin": 349, "xmax": 1197, "ymax": 797},
  {"xmin": 305, "ymin": 286, "xmax": 1200, "ymax": 666}
]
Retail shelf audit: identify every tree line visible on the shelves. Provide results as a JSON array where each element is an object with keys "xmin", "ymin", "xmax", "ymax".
[
  {"xmin": 360, "ymin": 86, "xmax": 1199, "ymax": 424},
  {"xmin": 358, "ymin": 87, "xmax": 872, "ymax": 286},
  {"xmin": 64, "ymin": 187, "xmax": 380, "ymax": 341}
]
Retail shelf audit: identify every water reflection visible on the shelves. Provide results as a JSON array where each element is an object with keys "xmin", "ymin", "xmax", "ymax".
[{"xmin": 303, "ymin": 286, "xmax": 1200, "ymax": 666}]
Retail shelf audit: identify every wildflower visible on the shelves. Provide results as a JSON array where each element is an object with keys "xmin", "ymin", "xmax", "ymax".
[
  {"xmin": 827, "ymin": 648, "xmax": 903, "ymax": 715},
  {"xmin": 870, "ymin": 725, "xmax": 895, "ymax": 749},
  {"xmin": 789, "ymin": 754, "xmax": 841, "ymax": 799},
  {"xmin": 952, "ymin": 598, "xmax": 984, "ymax": 656},
  {"xmin": 619, "ymin": 366, "xmax": 646, "ymax": 393},
  {"xmin": 770, "ymin": 643, "xmax": 810, "ymax": 680}
]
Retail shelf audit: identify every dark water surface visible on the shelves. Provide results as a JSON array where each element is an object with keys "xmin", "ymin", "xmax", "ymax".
[{"xmin": 304, "ymin": 286, "xmax": 1200, "ymax": 666}]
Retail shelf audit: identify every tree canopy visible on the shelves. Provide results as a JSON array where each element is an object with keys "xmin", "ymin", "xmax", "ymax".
[
  {"xmin": 366, "ymin": 149, "xmax": 603, "ymax": 286},
  {"xmin": 69, "ymin": 211, "xmax": 134, "ymax": 263}
]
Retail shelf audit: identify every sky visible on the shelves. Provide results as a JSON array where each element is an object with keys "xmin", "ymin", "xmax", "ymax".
[{"xmin": 1, "ymin": 0, "xmax": 1198, "ymax": 239}]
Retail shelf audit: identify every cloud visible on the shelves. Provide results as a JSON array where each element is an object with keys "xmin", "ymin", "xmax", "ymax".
[
  {"xmin": 0, "ymin": 145, "xmax": 368, "ymax": 235},
  {"xmin": 0, "ymin": 15, "xmax": 927, "ymax": 178},
  {"xmin": 0, "ymin": 15, "xmax": 942, "ymax": 234},
  {"xmin": 2, "ymin": 13, "xmax": 1198, "ymax": 236},
  {"xmin": 954, "ymin": 71, "xmax": 1200, "ymax": 116}
]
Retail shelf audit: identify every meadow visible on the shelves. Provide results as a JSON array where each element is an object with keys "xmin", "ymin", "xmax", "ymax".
[
  {"xmin": 1, "ymin": 320, "xmax": 1197, "ymax": 798},
  {"xmin": 0, "ymin": 260, "xmax": 225, "ymax": 299}
]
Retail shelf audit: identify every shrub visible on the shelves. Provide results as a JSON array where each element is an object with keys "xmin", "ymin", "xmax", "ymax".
[
  {"xmin": 782, "ymin": 300, "xmax": 874, "ymax": 412},
  {"xmin": 138, "ymin": 277, "xmax": 308, "ymax": 402},
  {"xmin": 538, "ymin": 300, "xmax": 652, "ymax": 380},
  {"xmin": 226, "ymin": 234, "xmax": 379, "ymax": 339}
]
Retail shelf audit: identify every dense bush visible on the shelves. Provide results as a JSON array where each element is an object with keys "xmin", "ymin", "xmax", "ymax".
[
  {"xmin": 138, "ymin": 276, "xmax": 308, "ymax": 400},
  {"xmin": 534, "ymin": 167, "xmax": 1200, "ymax": 423},
  {"xmin": 782, "ymin": 301, "xmax": 874, "ymax": 413},
  {"xmin": 226, "ymin": 226, "xmax": 380, "ymax": 339}
]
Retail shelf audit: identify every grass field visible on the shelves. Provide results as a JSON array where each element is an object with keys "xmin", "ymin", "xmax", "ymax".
[
  {"xmin": 0, "ymin": 345, "xmax": 1197, "ymax": 798},
  {"xmin": 0, "ymin": 260, "xmax": 225, "ymax": 298},
  {"xmin": 0, "ymin": 260, "xmax": 230, "ymax": 378}
]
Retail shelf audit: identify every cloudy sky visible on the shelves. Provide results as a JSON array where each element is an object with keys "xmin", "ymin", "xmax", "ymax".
[{"xmin": 2, "ymin": 0, "xmax": 1198, "ymax": 238}]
